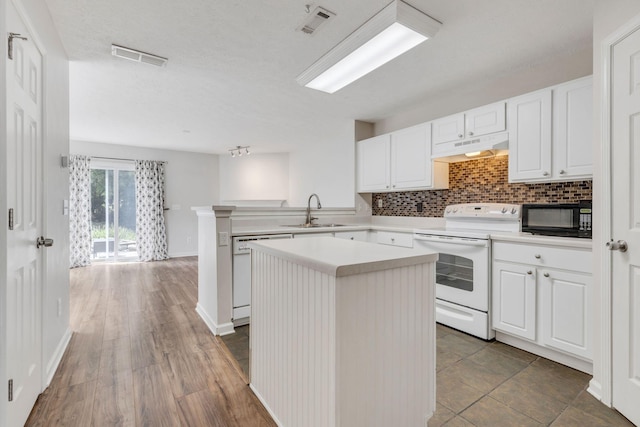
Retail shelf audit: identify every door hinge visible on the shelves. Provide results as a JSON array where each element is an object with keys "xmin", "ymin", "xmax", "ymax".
[
  {"xmin": 8, "ymin": 208, "xmax": 14, "ymax": 230},
  {"xmin": 8, "ymin": 379, "xmax": 13, "ymax": 402},
  {"xmin": 7, "ymin": 33, "xmax": 28, "ymax": 60}
]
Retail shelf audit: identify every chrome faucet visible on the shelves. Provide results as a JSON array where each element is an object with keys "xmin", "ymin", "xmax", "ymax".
[{"xmin": 305, "ymin": 193, "xmax": 322, "ymax": 226}]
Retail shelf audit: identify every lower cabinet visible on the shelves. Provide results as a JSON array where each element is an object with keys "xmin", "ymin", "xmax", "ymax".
[
  {"xmin": 492, "ymin": 241, "xmax": 592, "ymax": 366},
  {"xmin": 492, "ymin": 261, "xmax": 536, "ymax": 340}
]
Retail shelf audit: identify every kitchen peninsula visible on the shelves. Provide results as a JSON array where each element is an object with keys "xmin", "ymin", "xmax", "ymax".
[{"xmin": 248, "ymin": 237, "xmax": 438, "ymax": 427}]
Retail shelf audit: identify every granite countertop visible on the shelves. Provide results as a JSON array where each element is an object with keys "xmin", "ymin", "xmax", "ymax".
[
  {"xmin": 249, "ymin": 237, "xmax": 439, "ymax": 277},
  {"xmin": 490, "ymin": 232, "xmax": 593, "ymax": 249}
]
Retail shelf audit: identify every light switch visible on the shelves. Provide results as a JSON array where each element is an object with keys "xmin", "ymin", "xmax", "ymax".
[
  {"xmin": 63, "ymin": 199, "xmax": 69, "ymax": 216},
  {"xmin": 377, "ymin": 199, "xmax": 383, "ymax": 208}
]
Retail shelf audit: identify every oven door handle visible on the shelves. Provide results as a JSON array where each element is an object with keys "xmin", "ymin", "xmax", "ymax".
[{"xmin": 413, "ymin": 235, "xmax": 489, "ymax": 247}]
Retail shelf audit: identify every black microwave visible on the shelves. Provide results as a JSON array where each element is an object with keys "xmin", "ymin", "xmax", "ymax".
[{"xmin": 521, "ymin": 201, "xmax": 592, "ymax": 238}]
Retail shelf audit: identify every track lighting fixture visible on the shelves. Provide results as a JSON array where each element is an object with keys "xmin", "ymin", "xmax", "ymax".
[{"xmin": 229, "ymin": 146, "xmax": 251, "ymax": 157}]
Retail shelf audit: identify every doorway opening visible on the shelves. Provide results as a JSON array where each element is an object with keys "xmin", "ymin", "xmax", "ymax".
[{"xmin": 90, "ymin": 159, "xmax": 137, "ymax": 261}]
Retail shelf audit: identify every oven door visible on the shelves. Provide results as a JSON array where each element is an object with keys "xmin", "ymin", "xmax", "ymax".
[{"xmin": 414, "ymin": 234, "xmax": 489, "ymax": 312}]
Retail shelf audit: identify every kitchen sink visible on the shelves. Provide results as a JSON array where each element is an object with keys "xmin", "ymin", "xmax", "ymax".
[{"xmin": 281, "ymin": 223, "xmax": 347, "ymax": 228}]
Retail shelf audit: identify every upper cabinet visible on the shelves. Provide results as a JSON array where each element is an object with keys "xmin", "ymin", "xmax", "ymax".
[
  {"xmin": 357, "ymin": 134, "xmax": 390, "ymax": 192},
  {"xmin": 508, "ymin": 76, "xmax": 593, "ymax": 183},
  {"xmin": 357, "ymin": 123, "xmax": 448, "ymax": 193},
  {"xmin": 432, "ymin": 102, "xmax": 506, "ymax": 155}
]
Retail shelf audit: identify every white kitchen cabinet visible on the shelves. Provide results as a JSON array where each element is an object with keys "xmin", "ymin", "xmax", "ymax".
[
  {"xmin": 492, "ymin": 240, "xmax": 592, "ymax": 366},
  {"xmin": 432, "ymin": 101, "xmax": 506, "ymax": 150},
  {"xmin": 507, "ymin": 89, "xmax": 553, "ymax": 182},
  {"xmin": 553, "ymin": 76, "xmax": 593, "ymax": 179},
  {"xmin": 357, "ymin": 123, "xmax": 448, "ymax": 193},
  {"xmin": 376, "ymin": 231, "xmax": 413, "ymax": 248},
  {"xmin": 357, "ymin": 134, "xmax": 390, "ymax": 192},
  {"xmin": 540, "ymin": 269, "xmax": 591, "ymax": 360},
  {"xmin": 492, "ymin": 261, "xmax": 537, "ymax": 341},
  {"xmin": 508, "ymin": 76, "xmax": 593, "ymax": 183},
  {"xmin": 334, "ymin": 230, "xmax": 369, "ymax": 241}
]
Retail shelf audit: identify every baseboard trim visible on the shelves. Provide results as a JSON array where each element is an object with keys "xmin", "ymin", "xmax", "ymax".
[
  {"xmin": 196, "ymin": 303, "xmax": 234, "ymax": 336},
  {"xmin": 588, "ymin": 379, "xmax": 606, "ymax": 404},
  {"xmin": 168, "ymin": 251, "xmax": 198, "ymax": 258},
  {"xmin": 495, "ymin": 332, "xmax": 593, "ymax": 374},
  {"xmin": 44, "ymin": 327, "xmax": 72, "ymax": 387}
]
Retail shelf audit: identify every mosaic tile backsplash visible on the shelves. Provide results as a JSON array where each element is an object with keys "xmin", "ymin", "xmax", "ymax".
[{"xmin": 372, "ymin": 156, "xmax": 592, "ymax": 217}]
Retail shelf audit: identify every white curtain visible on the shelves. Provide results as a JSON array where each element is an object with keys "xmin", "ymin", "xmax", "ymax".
[
  {"xmin": 135, "ymin": 160, "xmax": 169, "ymax": 261},
  {"xmin": 69, "ymin": 154, "xmax": 92, "ymax": 268}
]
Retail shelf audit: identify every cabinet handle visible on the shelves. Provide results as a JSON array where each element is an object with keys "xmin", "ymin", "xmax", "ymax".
[
  {"xmin": 350, "ymin": 237, "xmax": 354, "ymax": 240},
  {"xmin": 559, "ymin": 170, "xmax": 566, "ymax": 175},
  {"xmin": 386, "ymin": 186, "xmax": 389, "ymax": 189},
  {"xmin": 527, "ymin": 270, "xmax": 533, "ymax": 275},
  {"xmin": 392, "ymin": 185, "xmax": 396, "ymax": 188},
  {"xmin": 468, "ymin": 131, "xmax": 474, "ymax": 136},
  {"xmin": 391, "ymin": 238, "xmax": 395, "ymax": 242},
  {"xmin": 543, "ymin": 171, "xmax": 550, "ymax": 176},
  {"xmin": 543, "ymin": 272, "xmax": 550, "ymax": 277},
  {"xmin": 534, "ymin": 254, "xmax": 541, "ymax": 259},
  {"xmin": 458, "ymin": 134, "xmax": 463, "ymax": 138}
]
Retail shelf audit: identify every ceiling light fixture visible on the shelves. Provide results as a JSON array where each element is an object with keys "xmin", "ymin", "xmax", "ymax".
[
  {"xmin": 229, "ymin": 146, "xmax": 251, "ymax": 158},
  {"xmin": 111, "ymin": 44, "xmax": 168, "ymax": 67},
  {"xmin": 296, "ymin": 0, "xmax": 441, "ymax": 94}
]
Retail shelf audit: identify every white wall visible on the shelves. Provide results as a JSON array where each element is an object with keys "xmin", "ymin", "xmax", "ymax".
[
  {"xmin": 219, "ymin": 153, "xmax": 289, "ymax": 203},
  {"xmin": 0, "ymin": 0, "xmax": 70, "ymax": 416},
  {"xmin": 375, "ymin": 47, "xmax": 593, "ymax": 135},
  {"xmin": 71, "ymin": 141, "xmax": 219, "ymax": 257},
  {"xmin": 591, "ymin": 0, "xmax": 640, "ymax": 405},
  {"xmin": 288, "ymin": 120, "xmax": 356, "ymax": 207}
]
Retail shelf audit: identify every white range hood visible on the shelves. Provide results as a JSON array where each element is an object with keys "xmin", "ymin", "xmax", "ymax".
[{"xmin": 431, "ymin": 131, "xmax": 509, "ymax": 163}]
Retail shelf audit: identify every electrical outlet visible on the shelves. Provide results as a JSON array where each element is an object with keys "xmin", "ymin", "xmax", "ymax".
[
  {"xmin": 218, "ymin": 231, "xmax": 229, "ymax": 246},
  {"xmin": 417, "ymin": 202, "xmax": 423, "ymax": 212},
  {"xmin": 377, "ymin": 199, "xmax": 383, "ymax": 208}
]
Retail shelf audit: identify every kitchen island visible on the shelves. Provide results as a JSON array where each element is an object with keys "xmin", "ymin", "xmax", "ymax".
[{"xmin": 248, "ymin": 237, "xmax": 438, "ymax": 427}]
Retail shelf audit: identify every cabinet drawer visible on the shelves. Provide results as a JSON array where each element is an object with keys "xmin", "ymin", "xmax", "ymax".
[
  {"xmin": 493, "ymin": 241, "xmax": 592, "ymax": 273},
  {"xmin": 334, "ymin": 230, "xmax": 369, "ymax": 242},
  {"xmin": 377, "ymin": 231, "xmax": 413, "ymax": 248}
]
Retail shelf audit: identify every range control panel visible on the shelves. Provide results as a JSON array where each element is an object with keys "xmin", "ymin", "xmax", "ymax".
[{"xmin": 444, "ymin": 203, "xmax": 521, "ymax": 219}]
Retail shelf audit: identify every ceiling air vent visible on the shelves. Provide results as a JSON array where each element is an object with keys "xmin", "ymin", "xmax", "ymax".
[
  {"xmin": 298, "ymin": 6, "xmax": 335, "ymax": 35},
  {"xmin": 111, "ymin": 44, "xmax": 168, "ymax": 67}
]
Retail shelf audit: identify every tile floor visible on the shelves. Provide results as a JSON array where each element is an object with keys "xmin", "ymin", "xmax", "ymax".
[{"xmin": 222, "ymin": 323, "xmax": 635, "ymax": 427}]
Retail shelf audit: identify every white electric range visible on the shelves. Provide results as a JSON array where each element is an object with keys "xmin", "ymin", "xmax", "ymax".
[{"xmin": 414, "ymin": 203, "xmax": 521, "ymax": 339}]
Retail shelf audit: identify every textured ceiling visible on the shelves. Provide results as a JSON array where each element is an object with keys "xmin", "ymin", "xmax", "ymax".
[{"xmin": 44, "ymin": 0, "xmax": 594, "ymax": 154}]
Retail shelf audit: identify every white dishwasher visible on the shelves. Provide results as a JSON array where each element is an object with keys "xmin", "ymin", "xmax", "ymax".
[{"xmin": 232, "ymin": 234, "xmax": 293, "ymax": 325}]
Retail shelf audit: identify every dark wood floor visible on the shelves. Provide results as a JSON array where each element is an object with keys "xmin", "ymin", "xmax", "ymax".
[{"xmin": 26, "ymin": 257, "xmax": 275, "ymax": 427}]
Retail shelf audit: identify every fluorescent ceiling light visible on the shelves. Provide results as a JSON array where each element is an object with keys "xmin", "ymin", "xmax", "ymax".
[{"xmin": 297, "ymin": 0, "xmax": 441, "ymax": 94}]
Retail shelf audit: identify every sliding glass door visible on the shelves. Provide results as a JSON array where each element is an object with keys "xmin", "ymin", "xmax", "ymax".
[{"xmin": 91, "ymin": 160, "xmax": 137, "ymax": 261}]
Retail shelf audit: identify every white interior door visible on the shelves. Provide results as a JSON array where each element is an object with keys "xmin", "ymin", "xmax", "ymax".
[
  {"xmin": 610, "ymin": 22, "xmax": 640, "ymax": 426},
  {"xmin": 5, "ymin": 2, "xmax": 44, "ymax": 425}
]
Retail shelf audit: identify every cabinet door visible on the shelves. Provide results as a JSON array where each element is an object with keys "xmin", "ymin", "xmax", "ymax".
[
  {"xmin": 492, "ymin": 261, "xmax": 537, "ymax": 340},
  {"xmin": 357, "ymin": 134, "xmax": 390, "ymax": 192},
  {"xmin": 553, "ymin": 76, "xmax": 593, "ymax": 179},
  {"xmin": 540, "ymin": 269, "xmax": 592, "ymax": 360},
  {"xmin": 465, "ymin": 102, "xmax": 506, "ymax": 138},
  {"xmin": 391, "ymin": 123, "xmax": 432, "ymax": 189},
  {"xmin": 432, "ymin": 113, "xmax": 465, "ymax": 147},
  {"xmin": 508, "ymin": 89, "xmax": 552, "ymax": 182}
]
